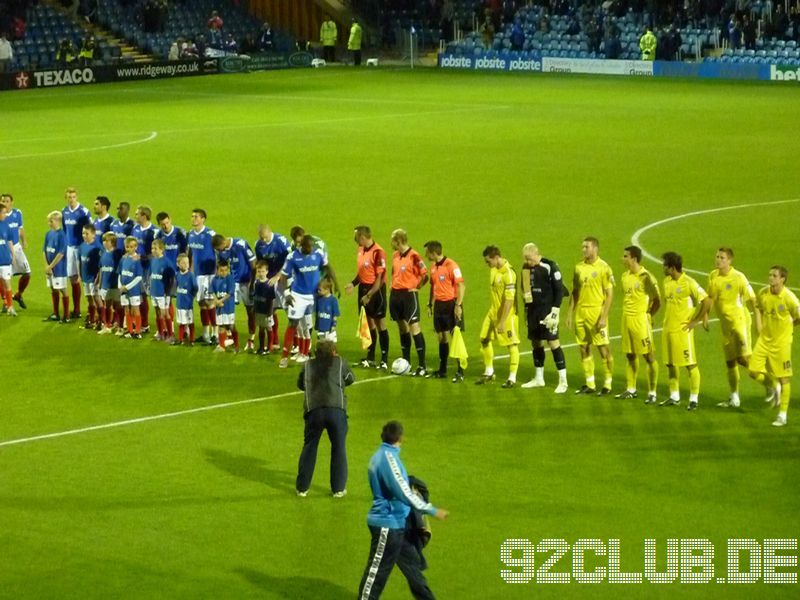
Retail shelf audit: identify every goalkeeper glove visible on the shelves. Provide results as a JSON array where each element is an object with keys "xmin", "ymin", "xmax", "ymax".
[{"xmin": 540, "ymin": 307, "xmax": 560, "ymax": 334}]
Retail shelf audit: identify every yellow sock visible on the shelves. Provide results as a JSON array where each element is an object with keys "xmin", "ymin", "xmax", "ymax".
[
  {"xmin": 647, "ymin": 360, "xmax": 658, "ymax": 394},
  {"xmin": 626, "ymin": 357, "xmax": 639, "ymax": 390},
  {"xmin": 727, "ymin": 366, "xmax": 739, "ymax": 394},
  {"xmin": 603, "ymin": 354, "xmax": 614, "ymax": 388},
  {"xmin": 689, "ymin": 367, "xmax": 701, "ymax": 395},
  {"xmin": 480, "ymin": 343, "xmax": 494, "ymax": 374},
  {"xmin": 780, "ymin": 382, "xmax": 791, "ymax": 413},
  {"xmin": 582, "ymin": 356, "xmax": 595, "ymax": 387},
  {"xmin": 508, "ymin": 345, "xmax": 519, "ymax": 381}
]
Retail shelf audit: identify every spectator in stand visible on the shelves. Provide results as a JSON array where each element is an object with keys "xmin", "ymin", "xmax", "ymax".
[
  {"xmin": 194, "ymin": 34, "xmax": 207, "ymax": 58},
  {"xmin": 479, "ymin": 14, "xmax": 495, "ymax": 47},
  {"xmin": 241, "ymin": 33, "xmax": 258, "ymax": 54},
  {"xmin": 56, "ymin": 38, "xmax": 76, "ymax": 67},
  {"xmin": 742, "ymin": 13, "xmax": 756, "ymax": 50},
  {"xmin": 586, "ymin": 16, "xmax": 601, "ymax": 54},
  {"xmin": 566, "ymin": 14, "xmax": 581, "ymax": 36},
  {"xmin": 604, "ymin": 26, "xmax": 621, "ymax": 59},
  {"xmin": 727, "ymin": 13, "xmax": 742, "ymax": 49},
  {"xmin": 440, "ymin": 0, "xmax": 454, "ymax": 42},
  {"xmin": 502, "ymin": 0, "xmax": 516, "ymax": 24},
  {"xmin": 320, "ymin": 14, "xmax": 336, "ymax": 61},
  {"xmin": 208, "ymin": 10, "xmax": 224, "ymax": 48},
  {"xmin": 0, "ymin": 33, "xmax": 12, "ymax": 73},
  {"xmin": 773, "ymin": 3, "xmax": 790, "ymax": 40},
  {"xmin": 180, "ymin": 40, "xmax": 199, "ymax": 59},
  {"xmin": 79, "ymin": 0, "xmax": 98, "ymax": 24},
  {"xmin": 257, "ymin": 21, "xmax": 274, "ymax": 52},
  {"xmin": 538, "ymin": 13, "xmax": 550, "ymax": 34},
  {"xmin": 669, "ymin": 25, "xmax": 682, "ymax": 60},
  {"xmin": 510, "ymin": 18, "xmax": 524, "ymax": 51},
  {"xmin": 168, "ymin": 39, "xmax": 180, "ymax": 61},
  {"xmin": 222, "ymin": 33, "xmax": 238, "ymax": 54},
  {"xmin": 78, "ymin": 34, "xmax": 95, "ymax": 66}
]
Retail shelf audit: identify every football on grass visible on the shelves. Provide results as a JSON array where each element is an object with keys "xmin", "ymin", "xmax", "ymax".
[{"xmin": 391, "ymin": 357, "xmax": 411, "ymax": 375}]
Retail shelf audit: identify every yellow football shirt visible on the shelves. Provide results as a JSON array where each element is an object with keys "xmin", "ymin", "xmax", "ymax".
[
  {"xmin": 488, "ymin": 259, "xmax": 516, "ymax": 317},
  {"xmin": 622, "ymin": 266, "xmax": 660, "ymax": 317},
  {"xmin": 573, "ymin": 258, "xmax": 614, "ymax": 309},
  {"xmin": 756, "ymin": 286, "xmax": 800, "ymax": 349},
  {"xmin": 708, "ymin": 268, "xmax": 754, "ymax": 323},
  {"xmin": 662, "ymin": 273, "xmax": 708, "ymax": 333}
]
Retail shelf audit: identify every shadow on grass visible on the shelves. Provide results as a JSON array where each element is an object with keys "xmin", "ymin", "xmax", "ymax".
[
  {"xmin": 204, "ymin": 448, "xmax": 296, "ymax": 493},
  {"xmin": 234, "ymin": 567, "xmax": 352, "ymax": 600}
]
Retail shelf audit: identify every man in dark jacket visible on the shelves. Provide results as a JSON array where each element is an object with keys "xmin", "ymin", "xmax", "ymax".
[{"xmin": 295, "ymin": 340, "xmax": 355, "ymax": 498}]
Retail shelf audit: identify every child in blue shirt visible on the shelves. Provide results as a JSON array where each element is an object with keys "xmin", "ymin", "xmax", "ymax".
[
  {"xmin": 315, "ymin": 278, "xmax": 340, "ymax": 343},
  {"xmin": 149, "ymin": 238, "xmax": 175, "ymax": 341},
  {"xmin": 43, "ymin": 211, "xmax": 69, "ymax": 322},
  {"xmin": 173, "ymin": 253, "xmax": 198, "ymax": 345},
  {"xmin": 210, "ymin": 260, "xmax": 238, "ymax": 353},
  {"xmin": 252, "ymin": 261, "xmax": 276, "ymax": 355},
  {"xmin": 118, "ymin": 236, "xmax": 143, "ymax": 339}
]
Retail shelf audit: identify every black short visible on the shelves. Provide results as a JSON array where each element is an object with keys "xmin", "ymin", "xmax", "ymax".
[
  {"xmin": 389, "ymin": 289, "xmax": 421, "ymax": 324},
  {"xmin": 433, "ymin": 299, "xmax": 464, "ymax": 333},
  {"xmin": 527, "ymin": 307, "xmax": 558, "ymax": 342},
  {"xmin": 358, "ymin": 283, "xmax": 386, "ymax": 319}
]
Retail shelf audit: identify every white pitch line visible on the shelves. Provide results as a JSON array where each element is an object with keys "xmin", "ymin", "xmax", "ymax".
[
  {"xmin": 631, "ymin": 198, "xmax": 800, "ymax": 289},
  {"xmin": 0, "ymin": 131, "xmax": 158, "ymax": 160},
  {"xmin": 0, "ymin": 375, "xmax": 395, "ymax": 449}
]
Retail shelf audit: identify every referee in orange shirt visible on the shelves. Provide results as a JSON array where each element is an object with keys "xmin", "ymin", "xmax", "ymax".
[
  {"xmin": 345, "ymin": 225, "xmax": 390, "ymax": 369},
  {"xmin": 390, "ymin": 229, "xmax": 429, "ymax": 376},
  {"xmin": 424, "ymin": 240, "xmax": 466, "ymax": 382}
]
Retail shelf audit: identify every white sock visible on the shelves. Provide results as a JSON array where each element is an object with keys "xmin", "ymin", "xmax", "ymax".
[
  {"xmin": 779, "ymin": 411, "xmax": 787, "ymax": 420},
  {"xmin": 558, "ymin": 369, "xmax": 567, "ymax": 383},
  {"xmin": 508, "ymin": 373, "xmax": 517, "ymax": 383},
  {"xmin": 484, "ymin": 368, "xmax": 494, "ymax": 377},
  {"xmin": 535, "ymin": 367, "xmax": 544, "ymax": 380},
  {"xmin": 689, "ymin": 394, "xmax": 698, "ymax": 403}
]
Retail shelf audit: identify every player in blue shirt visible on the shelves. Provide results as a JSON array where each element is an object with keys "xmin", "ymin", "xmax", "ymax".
[
  {"xmin": 0, "ymin": 204, "xmax": 17, "ymax": 316},
  {"xmin": 213, "ymin": 234, "xmax": 257, "ymax": 351},
  {"xmin": 78, "ymin": 224, "xmax": 103, "ymax": 329},
  {"xmin": 0, "ymin": 193, "xmax": 31, "ymax": 310},
  {"xmin": 132, "ymin": 205, "xmax": 157, "ymax": 334},
  {"xmin": 315, "ymin": 279, "xmax": 340, "ymax": 343},
  {"xmin": 118, "ymin": 236, "xmax": 144, "ymax": 339},
  {"xmin": 110, "ymin": 201, "xmax": 134, "ymax": 251},
  {"xmin": 278, "ymin": 235, "xmax": 327, "ymax": 367},
  {"xmin": 62, "ymin": 187, "xmax": 92, "ymax": 319},
  {"xmin": 252, "ymin": 261, "xmax": 276, "ymax": 355},
  {"xmin": 92, "ymin": 196, "xmax": 114, "ymax": 236},
  {"xmin": 173, "ymin": 253, "xmax": 198, "ymax": 346},
  {"xmin": 43, "ymin": 211, "xmax": 69, "ymax": 322},
  {"xmin": 149, "ymin": 239, "xmax": 176, "ymax": 341},
  {"xmin": 187, "ymin": 208, "xmax": 218, "ymax": 344},
  {"xmin": 96, "ymin": 232, "xmax": 123, "ymax": 335},
  {"xmin": 155, "ymin": 211, "xmax": 188, "ymax": 339},
  {"xmin": 210, "ymin": 260, "xmax": 239, "ymax": 353},
  {"xmin": 256, "ymin": 224, "xmax": 291, "ymax": 350}
]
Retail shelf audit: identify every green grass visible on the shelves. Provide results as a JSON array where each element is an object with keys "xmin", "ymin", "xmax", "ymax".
[{"xmin": 1, "ymin": 68, "xmax": 799, "ymax": 598}]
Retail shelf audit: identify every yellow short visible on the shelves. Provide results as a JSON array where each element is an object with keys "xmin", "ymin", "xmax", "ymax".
[
  {"xmin": 750, "ymin": 339, "xmax": 792, "ymax": 379},
  {"xmin": 574, "ymin": 306, "xmax": 609, "ymax": 347},
  {"xmin": 662, "ymin": 329, "xmax": 697, "ymax": 367},
  {"xmin": 480, "ymin": 312, "xmax": 520, "ymax": 347},
  {"xmin": 719, "ymin": 316, "xmax": 752, "ymax": 362},
  {"xmin": 621, "ymin": 313, "xmax": 654, "ymax": 355}
]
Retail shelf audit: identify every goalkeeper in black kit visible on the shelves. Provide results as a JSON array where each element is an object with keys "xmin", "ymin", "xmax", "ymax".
[{"xmin": 520, "ymin": 243, "xmax": 569, "ymax": 393}]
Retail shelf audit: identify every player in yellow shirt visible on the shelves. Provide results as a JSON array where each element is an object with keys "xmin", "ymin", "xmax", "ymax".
[
  {"xmin": 705, "ymin": 247, "xmax": 756, "ymax": 408},
  {"xmin": 476, "ymin": 245, "xmax": 520, "ymax": 388},
  {"xmin": 617, "ymin": 246, "xmax": 661, "ymax": 403},
  {"xmin": 566, "ymin": 237, "xmax": 614, "ymax": 395},
  {"xmin": 748, "ymin": 266, "xmax": 800, "ymax": 427},
  {"xmin": 660, "ymin": 252, "xmax": 711, "ymax": 410}
]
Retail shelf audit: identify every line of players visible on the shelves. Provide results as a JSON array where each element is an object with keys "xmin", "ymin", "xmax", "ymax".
[
  {"xmin": 4, "ymin": 189, "xmax": 798, "ymax": 426},
  {"xmin": 470, "ymin": 236, "xmax": 798, "ymax": 428}
]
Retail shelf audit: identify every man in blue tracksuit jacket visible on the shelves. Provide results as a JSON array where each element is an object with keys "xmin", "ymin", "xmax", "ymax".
[{"xmin": 358, "ymin": 421, "xmax": 449, "ymax": 599}]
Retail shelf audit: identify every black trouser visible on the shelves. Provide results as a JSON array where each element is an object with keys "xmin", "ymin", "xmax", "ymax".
[
  {"xmin": 352, "ymin": 49, "xmax": 362, "ymax": 66},
  {"xmin": 295, "ymin": 407, "xmax": 348, "ymax": 493},
  {"xmin": 358, "ymin": 526, "xmax": 434, "ymax": 599},
  {"xmin": 323, "ymin": 45, "xmax": 335, "ymax": 62}
]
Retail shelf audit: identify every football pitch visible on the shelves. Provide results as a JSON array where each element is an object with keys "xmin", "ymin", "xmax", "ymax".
[{"xmin": 1, "ymin": 68, "xmax": 799, "ymax": 598}]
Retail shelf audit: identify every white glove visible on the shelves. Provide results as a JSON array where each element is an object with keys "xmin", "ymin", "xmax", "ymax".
[{"xmin": 540, "ymin": 307, "xmax": 560, "ymax": 334}]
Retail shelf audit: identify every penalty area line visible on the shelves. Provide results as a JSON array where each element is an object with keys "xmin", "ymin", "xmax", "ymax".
[
  {"xmin": 0, "ymin": 131, "xmax": 158, "ymax": 160},
  {"xmin": 0, "ymin": 375, "xmax": 395, "ymax": 449}
]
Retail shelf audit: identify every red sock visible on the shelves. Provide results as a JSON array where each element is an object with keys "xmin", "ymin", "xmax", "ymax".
[
  {"xmin": 105, "ymin": 307, "xmax": 113, "ymax": 327},
  {"xmin": 5, "ymin": 290, "xmax": 12, "ymax": 309},
  {"xmin": 140, "ymin": 298, "xmax": 149, "ymax": 329},
  {"xmin": 247, "ymin": 310, "xmax": 255, "ymax": 335},
  {"xmin": 134, "ymin": 314, "xmax": 141, "ymax": 334},
  {"xmin": 177, "ymin": 324, "xmax": 185, "ymax": 342},
  {"xmin": 62, "ymin": 296, "xmax": 70, "ymax": 318},
  {"xmin": 293, "ymin": 333, "xmax": 299, "ymax": 348},
  {"xmin": 258, "ymin": 329, "xmax": 266, "ymax": 350},
  {"xmin": 218, "ymin": 330, "xmax": 227, "ymax": 348},
  {"xmin": 282, "ymin": 326, "xmax": 296, "ymax": 357},
  {"xmin": 271, "ymin": 313, "xmax": 280, "ymax": 346},
  {"xmin": 303, "ymin": 337, "xmax": 312, "ymax": 356},
  {"xmin": 71, "ymin": 280, "xmax": 81, "ymax": 313},
  {"xmin": 115, "ymin": 306, "xmax": 124, "ymax": 327},
  {"xmin": 208, "ymin": 309, "xmax": 217, "ymax": 326},
  {"xmin": 18, "ymin": 273, "xmax": 30, "ymax": 296},
  {"xmin": 88, "ymin": 304, "xmax": 95, "ymax": 323},
  {"xmin": 189, "ymin": 323, "xmax": 195, "ymax": 342},
  {"xmin": 51, "ymin": 290, "xmax": 60, "ymax": 316},
  {"xmin": 168, "ymin": 302, "xmax": 175, "ymax": 325},
  {"xmin": 126, "ymin": 313, "xmax": 134, "ymax": 334},
  {"xmin": 232, "ymin": 329, "xmax": 240, "ymax": 349},
  {"xmin": 165, "ymin": 317, "xmax": 173, "ymax": 336},
  {"xmin": 200, "ymin": 308, "xmax": 209, "ymax": 326}
]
